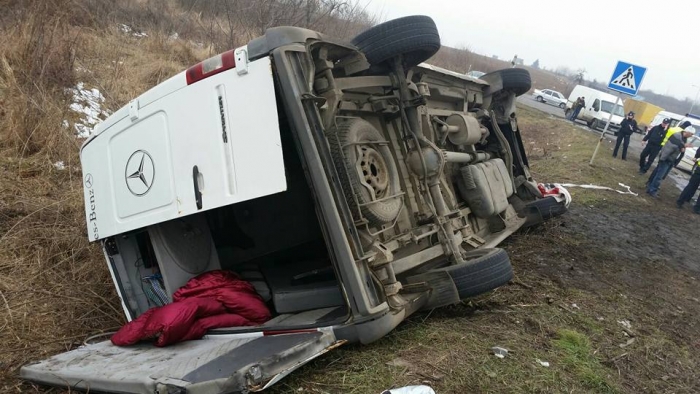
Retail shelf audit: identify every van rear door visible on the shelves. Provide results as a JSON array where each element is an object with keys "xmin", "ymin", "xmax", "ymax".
[
  {"xmin": 21, "ymin": 330, "xmax": 343, "ymax": 393},
  {"xmin": 80, "ymin": 49, "xmax": 287, "ymax": 243}
]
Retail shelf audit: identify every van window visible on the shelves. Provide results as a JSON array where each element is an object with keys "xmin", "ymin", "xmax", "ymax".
[
  {"xmin": 601, "ymin": 101, "xmax": 625, "ymax": 116},
  {"xmin": 592, "ymin": 99, "xmax": 600, "ymax": 111}
]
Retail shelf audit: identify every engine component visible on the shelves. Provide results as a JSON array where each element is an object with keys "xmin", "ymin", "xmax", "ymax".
[{"xmin": 444, "ymin": 114, "xmax": 483, "ymax": 146}]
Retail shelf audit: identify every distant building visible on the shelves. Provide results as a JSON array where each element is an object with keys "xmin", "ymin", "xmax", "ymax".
[
  {"xmin": 515, "ymin": 58, "xmax": 524, "ymax": 66},
  {"xmin": 492, "ymin": 55, "xmax": 499, "ymax": 60}
]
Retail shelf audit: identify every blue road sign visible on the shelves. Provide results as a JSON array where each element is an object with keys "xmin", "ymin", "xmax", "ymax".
[{"xmin": 608, "ymin": 61, "xmax": 646, "ymax": 96}]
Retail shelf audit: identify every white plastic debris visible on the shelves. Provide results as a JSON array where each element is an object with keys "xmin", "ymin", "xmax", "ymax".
[
  {"xmin": 118, "ymin": 24, "xmax": 148, "ymax": 38},
  {"xmin": 560, "ymin": 182, "xmax": 638, "ymax": 196},
  {"xmin": 491, "ymin": 346, "xmax": 509, "ymax": 358},
  {"xmin": 571, "ymin": 303, "xmax": 580, "ymax": 309},
  {"xmin": 53, "ymin": 161, "xmax": 66, "ymax": 170},
  {"xmin": 617, "ymin": 320, "xmax": 632, "ymax": 329},
  {"xmin": 619, "ymin": 338, "xmax": 636, "ymax": 348},
  {"xmin": 168, "ymin": 32, "xmax": 179, "ymax": 41},
  {"xmin": 536, "ymin": 358, "xmax": 550, "ymax": 367},
  {"xmin": 381, "ymin": 386, "xmax": 436, "ymax": 394}
]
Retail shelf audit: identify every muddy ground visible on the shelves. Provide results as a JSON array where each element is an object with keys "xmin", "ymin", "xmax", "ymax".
[{"xmin": 8, "ymin": 104, "xmax": 700, "ymax": 393}]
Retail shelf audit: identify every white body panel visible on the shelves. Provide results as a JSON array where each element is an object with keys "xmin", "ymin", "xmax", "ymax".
[
  {"xmin": 678, "ymin": 136, "xmax": 700, "ymax": 172},
  {"xmin": 80, "ymin": 54, "xmax": 286, "ymax": 241},
  {"xmin": 649, "ymin": 110, "xmax": 685, "ymax": 128}
]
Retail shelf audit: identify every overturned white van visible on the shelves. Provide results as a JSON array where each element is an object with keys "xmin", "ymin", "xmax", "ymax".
[{"xmin": 21, "ymin": 15, "xmax": 570, "ymax": 393}]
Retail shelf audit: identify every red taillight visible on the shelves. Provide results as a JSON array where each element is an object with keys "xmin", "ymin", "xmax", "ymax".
[{"xmin": 186, "ymin": 50, "xmax": 236, "ymax": 85}]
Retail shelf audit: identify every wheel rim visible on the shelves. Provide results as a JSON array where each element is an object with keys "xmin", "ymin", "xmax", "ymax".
[{"xmin": 356, "ymin": 145, "xmax": 389, "ymax": 199}]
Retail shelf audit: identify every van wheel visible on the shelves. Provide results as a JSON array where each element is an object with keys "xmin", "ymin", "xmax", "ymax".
[
  {"xmin": 328, "ymin": 118, "xmax": 402, "ymax": 227},
  {"xmin": 481, "ymin": 68, "xmax": 531, "ymax": 97},
  {"xmin": 588, "ymin": 119, "xmax": 597, "ymax": 129},
  {"xmin": 351, "ymin": 15, "xmax": 440, "ymax": 69},
  {"xmin": 406, "ymin": 248, "xmax": 513, "ymax": 308}
]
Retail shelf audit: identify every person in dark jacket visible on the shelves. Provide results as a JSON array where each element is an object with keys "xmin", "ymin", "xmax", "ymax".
[
  {"xmin": 613, "ymin": 111, "xmax": 640, "ymax": 160},
  {"xmin": 646, "ymin": 129, "xmax": 694, "ymax": 197},
  {"xmin": 639, "ymin": 118, "xmax": 670, "ymax": 173},
  {"xmin": 646, "ymin": 120, "xmax": 695, "ymax": 183},
  {"xmin": 676, "ymin": 152, "xmax": 700, "ymax": 212},
  {"xmin": 569, "ymin": 97, "xmax": 585, "ymax": 122}
]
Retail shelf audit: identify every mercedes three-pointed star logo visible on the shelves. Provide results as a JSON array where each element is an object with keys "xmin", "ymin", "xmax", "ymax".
[{"xmin": 125, "ymin": 150, "xmax": 155, "ymax": 196}]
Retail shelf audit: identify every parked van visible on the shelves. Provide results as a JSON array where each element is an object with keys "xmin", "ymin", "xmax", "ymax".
[
  {"xmin": 649, "ymin": 110, "xmax": 684, "ymax": 128},
  {"xmin": 565, "ymin": 85, "xmax": 625, "ymax": 132},
  {"xmin": 20, "ymin": 16, "xmax": 570, "ymax": 394}
]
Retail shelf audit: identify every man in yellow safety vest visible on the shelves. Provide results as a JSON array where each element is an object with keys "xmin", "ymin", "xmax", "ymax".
[{"xmin": 647, "ymin": 120, "xmax": 694, "ymax": 184}]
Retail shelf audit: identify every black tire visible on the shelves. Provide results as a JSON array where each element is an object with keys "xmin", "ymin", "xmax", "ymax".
[
  {"xmin": 481, "ymin": 68, "xmax": 532, "ymax": 97},
  {"xmin": 558, "ymin": 102, "xmax": 566, "ymax": 109},
  {"xmin": 527, "ymin": 196, "xmax": 567, "ymax": 220},
  {"xmin": 408, "ymin": 248, "xmax": 513, "ymax": 300},
  {"xmin": 589, "ymin": 119, "xmax": 597, "ymax": 130},
  {"xmin": 536, "ymin": 96, "xmax": 544, "ymax": 102},
  {"xmin": 328, "ymin": 118, "xmax": 402, "ymax": 227},
  {"xmin": 351, "ymin": 15, "xmax": 441, "ymax": 69}
]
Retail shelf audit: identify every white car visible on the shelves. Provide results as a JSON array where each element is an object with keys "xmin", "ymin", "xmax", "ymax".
[
  {"xmin": 532, "ymin": 88, "xmax": 567, "ymax": 108},
  {"xmin": 677, "ymin": 135, "xmax": 700, "ymax": 172}
]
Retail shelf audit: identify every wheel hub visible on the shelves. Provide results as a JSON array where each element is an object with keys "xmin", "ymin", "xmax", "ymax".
[{"xmin": 357, "ymin": 145, "xmax": 389, "ymax": 199}]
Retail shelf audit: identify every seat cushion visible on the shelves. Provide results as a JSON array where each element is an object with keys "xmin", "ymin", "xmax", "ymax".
[{"xmin": 457, "ymin": 158, "xmax": 512, "ymax": 218}]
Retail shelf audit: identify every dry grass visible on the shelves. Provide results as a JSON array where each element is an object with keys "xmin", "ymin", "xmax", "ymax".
[{"xmin": 0, "ymin": 1, "xmax": 214, "ymax": 391}]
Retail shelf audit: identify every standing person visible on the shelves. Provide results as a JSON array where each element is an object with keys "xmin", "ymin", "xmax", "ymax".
[
  {"xmin": 639, "ymin": 118, "xmax": 670, "ymax": 173},
  {"xmin": 647, "ymin": 120, "xmax": 695, "ymax": 182},
  {"xmin": 613, "ymin": 111, "xmax": 639, "ymax": 160},
  {"xmin": 676, "ymin": 150, "xmax": 700, "ymax": 211},
  {"xmin": 569, "ymin": 97, "xmax": 585, "ymax": 122},
  {"xmin": 646, "ymin": 128, "xmax": 694, "ymax": 197}
]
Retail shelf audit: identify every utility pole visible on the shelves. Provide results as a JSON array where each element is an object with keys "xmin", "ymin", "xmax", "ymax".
[{"xmin": 689, "ymin": 84, "xmax": 700, "ymax": 115}]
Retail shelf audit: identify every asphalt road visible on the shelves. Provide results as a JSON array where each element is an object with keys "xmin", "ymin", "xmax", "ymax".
[{"xmin": 516, "ymin": 95, "xmax": 692, "ymax": 191}]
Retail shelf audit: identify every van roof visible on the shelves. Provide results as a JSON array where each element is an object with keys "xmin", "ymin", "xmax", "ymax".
[{"xmin": 658, "ymin": 110, "xmax": 684, "ymax": 119}]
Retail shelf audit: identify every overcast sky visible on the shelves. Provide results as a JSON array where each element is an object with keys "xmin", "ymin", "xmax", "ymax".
[{"xmin": 360, "ymin": 0, "xmax": 700, "ymax": 103}]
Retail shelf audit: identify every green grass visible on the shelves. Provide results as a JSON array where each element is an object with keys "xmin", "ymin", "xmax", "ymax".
[{"xmin": 553, "ymin": 329, "xmax": 618, "ymax": 393}]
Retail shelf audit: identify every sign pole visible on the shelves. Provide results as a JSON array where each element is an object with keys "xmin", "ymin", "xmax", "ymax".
[
  {"xmin": 590, "ymin": 60, "xmax": 646, "ymax": 165},
  {"xmin": 589, "ymin": 95, "xmax": 622, "ymax": 165}
]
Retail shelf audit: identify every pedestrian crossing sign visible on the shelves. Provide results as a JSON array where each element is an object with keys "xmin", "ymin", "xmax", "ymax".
[{"xmin": 608, "ymin": 61, "xmax": 646, "ymax": 96}]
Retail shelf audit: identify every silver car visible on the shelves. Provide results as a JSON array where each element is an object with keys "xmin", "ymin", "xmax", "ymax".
[{"xmin": 532, "ymin": 88, "xmax": 567, "ymax": 108}]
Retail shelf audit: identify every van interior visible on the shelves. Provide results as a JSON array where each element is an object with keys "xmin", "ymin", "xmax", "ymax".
[{"xmin": 105, "ymin": 105, "xmax": 350, "ymax": 332}]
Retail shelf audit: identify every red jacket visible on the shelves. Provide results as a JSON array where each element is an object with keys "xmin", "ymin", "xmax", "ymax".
[{"xmin": 112, "ymin": 271, "xmax": 270, "ymax": 347}]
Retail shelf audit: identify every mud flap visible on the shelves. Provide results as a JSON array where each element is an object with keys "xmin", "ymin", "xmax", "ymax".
[
  {"xmin": 406, "ymin": 271, "xmax": 460, "ymax": 310},
  {"xmin": 20, "ymin": 330, "xmax": 343, "ymax": 394}
]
